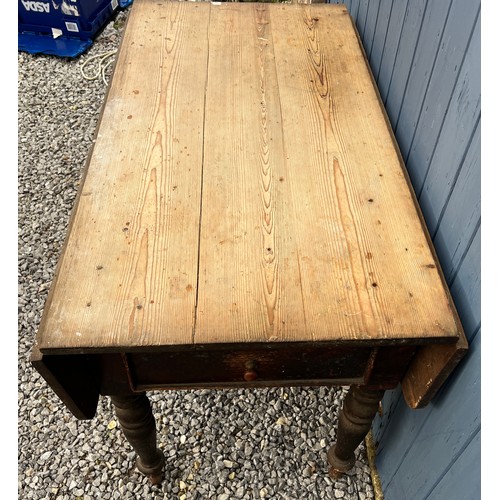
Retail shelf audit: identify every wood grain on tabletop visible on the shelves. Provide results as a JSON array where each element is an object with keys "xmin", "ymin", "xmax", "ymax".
[{"xmin": 36, "ymin": 0, "xmax": 460, "ymax": 352}]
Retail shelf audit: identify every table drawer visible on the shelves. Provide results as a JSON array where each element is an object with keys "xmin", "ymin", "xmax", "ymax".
[{"xmin": 124, "ymin": 344, "xmax": 374, "ymax": 390}]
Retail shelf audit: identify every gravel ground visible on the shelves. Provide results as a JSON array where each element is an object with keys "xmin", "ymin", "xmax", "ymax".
[{"xmin": 18, "ymin": 5, "xmax": 376, "ymax": 499}]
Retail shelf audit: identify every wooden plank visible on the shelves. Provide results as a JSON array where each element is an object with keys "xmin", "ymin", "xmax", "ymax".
[
  {"xmin": 37, "ymin": 2, "xmax": 463, "ymax": 350},
  {"xmin": 195, "ymin": 2, "xmax": 308, "ymax": 343},
  {"xmin": 426, "ymin": 430, "xmax": 481, "ymax": 500},
  {"xmin": 382, "ymin": 331, "xmax": 480, "ymax": 499},
  {"xmin": 31, "ymin": 346, "xmax": 99, "ymax": 419},
  {"xmin": 405, "ymin": 0, "xmax": 480, "ymax": 194},
  {"xmin": 395, "ymin": 0, "xmax": 452, "ymax": 159},
  {"xmin": 401, "ymin": 327, "xmax": 468, "ymax": 408},
  {"xmin": 432, "ymin": 120, "xmax": 480, "ymax": 281},
  {"xmin": 198, "ymin": 2, "xmax": 460, "ymax": 345},
  {"xmin": 36, "ymin": 0, "xmax": 211, "ymax": 351},
  {"xmin": 418, "ymin": 18, "xmax": 481, "ymax": 231},
  {"xmin": 365, "ymin": 3, "xmax": 482, "ymax": 497},
  {"xmin": 269, "ymin": 4, "xmax": 460, "ymax": 343}
]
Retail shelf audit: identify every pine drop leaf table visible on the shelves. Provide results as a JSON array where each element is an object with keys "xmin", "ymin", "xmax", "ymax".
[{"xmin": 31, "ymin": 0, "xmax": 468, "ymax": 484}]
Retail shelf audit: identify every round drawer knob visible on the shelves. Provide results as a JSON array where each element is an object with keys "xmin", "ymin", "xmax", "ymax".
[{"xmin": 244, "ymin": 360, "xmax": 258, "ymax": 381}]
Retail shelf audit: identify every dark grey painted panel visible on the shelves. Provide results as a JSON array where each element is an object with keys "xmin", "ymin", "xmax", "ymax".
[
  {"xmin": 426, "ymin": 429, "xmax": 481, "ymax": 500},
  {"xmin": 394, "ymin": 0, "xmax": 452, "ymax": 160},
  {"xmin": 418, "ymin": 15, "xmax": 481, "ymax": 230},
  {"xmin": 356, "ymin": 0, "xmax": 370, "ymax": 39},
  {"xmin": 382, "ymin": 0, "xmax": 427, "ymax": 125},
  {"xmin": 449, "ymin": 227, "xmax": 481, "ymax": 340},
  {"xmin": 363, "ymin": 0, "xmax": 381, "ymax": 57},
  {"xmin": 373, "ymin": 389, "xmax": 429, "ymax": 492},
  {"xmin": 432, "ymin": 120, "xmax": 480, "ymax": 281},
  {"xmin": 375, "ymin": 0, "xmax": 408, "ymax": 100},
  {"xmin": 372, "ymin": 387, "xmax": 402, "ymax": 453},
  {"xmin": 369, "ymin": 0, "xmax": 394, "ymax": 81},
  {"xmin": 348, "ymin": 0, "xmax": 360, "ymax": 21},
  {"xmin": 405, "ymin": 0, "xmax": 480, "ymax": 193}
]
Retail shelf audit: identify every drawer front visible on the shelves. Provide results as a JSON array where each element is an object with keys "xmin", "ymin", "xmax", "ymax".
[{"xmin": 124, "ymin": 344, "xmax": 374, "ymax": 390}]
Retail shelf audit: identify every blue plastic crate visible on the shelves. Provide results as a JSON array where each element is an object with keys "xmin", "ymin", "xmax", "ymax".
[{"xmin": 18, "ymin": 0, "xmax": 132, "ymax": 57}]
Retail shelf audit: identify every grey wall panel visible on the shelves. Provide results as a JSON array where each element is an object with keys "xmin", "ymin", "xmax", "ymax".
[
  {"xmin": 432, "ymin": 120, "xmax": 480, "ymax": 281},
  {"xmin": 426, "ymin": 429, "xmax": 481, "ymax": 500},
  {"xmin": 363, "ymin": 0, "xmax": 382, "ymax": 57},
  {"xmin": 369, "ymin": 0, "xmax": 395, "ymax": 81},
  {"xmin": 393, "ymin": 0, "xmax": 452, "ymax": 160},
  {"xmin": 418, "ymin": 14, "xmax": 481, "ymax": 230},
  {"xmin": 381, "ymin": 0, "xmax": 427, "ymax": 124},
  {"xmin": 448, "ymin": 227, "xmax": 481, "ymax": 340},
  {"xmin": 371, "ymin": 387, "xmax": 401, "ymax": 453},
  {"xmin": 356, "ymin": 0, "xmax": 370, "ymax": 39},
  {"xmin": 375, "ymin": 0, "xmax": 408, "ymax": 92},
  {"xmin": 405, "ymin": 2, "xmax": 480, "ymax": 194}
]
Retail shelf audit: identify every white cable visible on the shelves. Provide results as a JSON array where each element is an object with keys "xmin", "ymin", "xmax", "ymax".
[{"xmin": 80, "ymin": 50, "xmax": 117, "ymax": 85}]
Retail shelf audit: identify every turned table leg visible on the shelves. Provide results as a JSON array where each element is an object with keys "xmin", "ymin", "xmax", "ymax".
[
  {"xmin": 327, "ymin": 385, "xmax": 384, "ymax": 479},
  {"xmin": 110, "ymin": 392, "xmax": 165, "ymax": 484}
]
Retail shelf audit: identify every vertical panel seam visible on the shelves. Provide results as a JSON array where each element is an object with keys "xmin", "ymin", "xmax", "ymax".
[
  {"xmin": 448, "ymin": 218, "xmax": 480, "ymax": 288},
  {"xmin": 374, "ymin": 0, "xmax": 394, "ymax": 82},
  {"xmin": 382, "ymin": 0, "xmax": 409, "ymax": 106},
  {"xmin": 367, "ymin": 0, "xmax": 382, "ymax": 59},
  {"xmin": 391, "ymin": 0, "xmax": 428, "ymax": 129},
  {"xmin": 422, "ymin": 424, "xmax": 481, "ymax": 500},
  {"xmin": 396, "ymin": 0, "xmax": 453, "ymax": 144},
  {"xmin": 416, "ymin": 6, "xmax": 481, "ymax": 199},
  {"xmin": 375, "ymin": 390, "xmax": 403, "ymax": 445},
  {"xmin": 383, "ymin": 408, "xmax": 435, "ymax": 491},
  {"xmin": 430, "ymin": 113, "xmax": 481, "ymax": 241},
  {"xmin": 469, "ymin": 322, "xmax": 481, "ymax": 345},
  {"xmin": 361, "ymin": 1, "xmax": 370, "ymax": 38}
]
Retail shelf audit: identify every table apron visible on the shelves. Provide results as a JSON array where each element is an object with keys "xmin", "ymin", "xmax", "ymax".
[{"xmin": 33, "ymin": 345, "xmax": 416, "ymax": 419}]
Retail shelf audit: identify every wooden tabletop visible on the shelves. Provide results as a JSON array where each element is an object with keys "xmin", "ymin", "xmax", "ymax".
[{"xmin": 36, "ymin": 0, "xmax": 461, "ymax": 353}]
